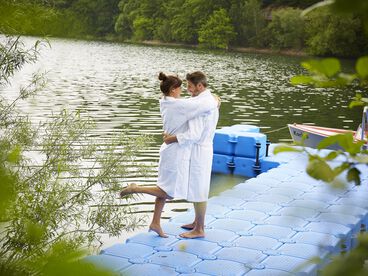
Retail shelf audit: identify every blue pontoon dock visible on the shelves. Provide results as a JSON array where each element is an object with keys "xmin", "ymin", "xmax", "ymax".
[{"xmin": 85, "ymin": 125, "xmax": 368, "ymax": 275}]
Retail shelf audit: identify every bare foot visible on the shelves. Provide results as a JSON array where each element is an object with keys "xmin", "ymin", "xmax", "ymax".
[
  {"xmin": 179, "ymin": 229, "xmax": 205, "ymax": 239},
  {"xmin": 120, "ymin": 183, "xmax": 138, "ymax": 198},
  {"xmin": 181, "ymin": 222, "xmax": 196, "ymax": 230},
  {"xmin": 149, "ymin": 224, "xmax": 168, "ymax": 238}
]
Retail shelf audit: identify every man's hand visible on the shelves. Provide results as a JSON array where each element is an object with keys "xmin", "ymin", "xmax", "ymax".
[
  {"xmin": 163, "ymin": 132, "xmax": 178, "ymax": 144},
  {"xmin": 213, "ymin": 94, "xmax": 221, "ymax": 108}
]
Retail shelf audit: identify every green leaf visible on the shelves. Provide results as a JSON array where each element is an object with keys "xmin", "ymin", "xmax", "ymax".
[
  {"xmin": 273, "ymin": 145, "xmax": 303, "ymax": 155},
  {"xmin": 324, "ymin": 151, "xmax": 339, "ymax": 161},
  {"xmin": 321, "ymin": 58, "xmax": 341, "ymax": 77},
  {"xmin": 26, "ymin": 221, "xmax": 46, "ymax": 245},
  {"xmin": 349, "ymin": 100, "xmax": 365, "ymax": 108},
  {"xmin": 352, "ymin": 155, "xmax": 368, "ymax": 163},
  {"xmin": 317, "ymin": 133, "xmax": 363, "ymax": 154},
  {"xmin": 356, "ymin": 56, "xmax": 368, "ymax": 79},
  {"xmin": 302, "ymin": 58, "xmax": 341, "ymax": 77},
  {"xmin": 307, "ymin": 159, "xmax": 335, "ymax": 182},
  {"xmin": 332, "ymin": 162, "xmax": 350, "ymax": 176},
  {"xmin": 7, "ymin": 145, "xmax": 22, "ymax": 163},
  {"xmin": 290, "ymin": 75, "xmax": 314, "ymax": 85},
  {"xmin": 0, "ymin": 167, "xmax": 16, "ymax": 217},
  {"xmin": 338, "ymin": 73, "xmax": 358, "ymax": 83},
  {"xmin": 317, "ymin": 134, "xmax": 345, "ymax": 150},
  {"xmin": 347, "ymin": 167, "xmax": 361, "ymax": 185}
]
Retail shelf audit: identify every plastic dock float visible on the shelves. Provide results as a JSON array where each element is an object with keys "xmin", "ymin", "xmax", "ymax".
[{"xmin": 85, "ymin": 125, "xmax": 368, "ymax": 275}]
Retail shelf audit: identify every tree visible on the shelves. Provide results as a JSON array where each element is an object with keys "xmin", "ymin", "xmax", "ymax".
[
  {"xmin": 262, "ymin": 0, "xmax": 321, "ymax": 9},
  {"xmin": 71, "ymin": 0, "xmax": 120, "ymax": 36},
  {"xmin": 198, "ymin": 9, "xmax": 237, "ymax": 49},
  {"xmin": 229, "ymin": 0, "xmax": 265, "ymax": 46},
  {"xmin": 132, "ymin": 17, "xmax": 154, "ymax": 41},
  {"xmin": 305, "ymin": 7, "xmax": 368, "ymax": 57},
  {"xmin": 263, "ymin": 7, "xmax": 305, "ymax": 50}
]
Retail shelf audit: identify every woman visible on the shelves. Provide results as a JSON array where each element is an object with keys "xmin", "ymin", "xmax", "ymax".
[{"xmin": 120, "ymin": 72, "xmax": 217, "ymax": 237}]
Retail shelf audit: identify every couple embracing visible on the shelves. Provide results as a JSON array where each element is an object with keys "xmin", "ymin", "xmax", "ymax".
[{"xmin": 120, "ymin": 71, "xmax": 220, "ymax": 239}]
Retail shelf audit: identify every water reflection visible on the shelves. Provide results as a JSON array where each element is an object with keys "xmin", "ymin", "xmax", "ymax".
[{"xmin": 1, "ymin": 37, "xmax": 362, "ymax": 246}]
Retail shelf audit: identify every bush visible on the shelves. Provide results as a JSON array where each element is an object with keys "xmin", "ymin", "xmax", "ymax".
[
  {"xmin": 198, "ymin": 9, "xmax": 236, "ymax": 49},
  {"xmin": 132, "ymin": 16, "xmax": 154, "ymax": 41},
  {"xmin": 305, "ymin": 7, "xmax": 368, "ymax": 57},
  {"xmin": 263, "ymin": 7, "xmax": 305, "ymax": 50},
  {"xmin": 0, "ymin": 1, "xmax": 89, "ymax": 38}
]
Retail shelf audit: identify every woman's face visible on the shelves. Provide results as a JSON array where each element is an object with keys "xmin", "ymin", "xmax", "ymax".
[{"xmin": 170, "ymin": 86, "xmax": 182, "ymax": 98}]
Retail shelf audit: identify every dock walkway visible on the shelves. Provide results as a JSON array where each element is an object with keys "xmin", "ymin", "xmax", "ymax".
[{"xmin": 85, "ymin": 146, "xmax": 368, "ymax": 275}]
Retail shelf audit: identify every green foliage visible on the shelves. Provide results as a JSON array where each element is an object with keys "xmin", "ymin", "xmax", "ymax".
[
  {"xmin": 304, "ymin": 7, "xmax": 368, "ymax": 57},
  {"xmin": 273, "ymin": 145, "xmax": 302, "ymax": 154},
  {"xmin": 198, "ymin": 9, "xmax": 237, "ymax": 49},
  {"xmin": 291, "ymin": 56, "xmax": 368, "ymax": 106},
  {"xmin": 0, "ymin": 37, "xmax": 42, "ymax": 85},
  {"xmin": 0, "ymin": 36, "xmax": 151, "ymax": 275},
  {"xmin": 70, "ymin": 0, "xmax": 120, "ymax": 36},
  {"xmin": 286, "ymin": 3, "xmax": 368, "ymax": 274},
  {"xmin": 0, "ymin": 0, "xmax": 89, "ymax": 38},
  {"xmin": 154, "ymin": 19, "xmax": 173, "ymax": 42},
  {"xmin": 114, "ymin": 13, "xmax": 133, "ymax": 39},
  {"xmin": 262, "ymin": 7, "xmax": 305, "ymax": 50},
  {"xmin": 265, "ymin": 0, "xmax": 320, "ymax": 9},
  {"xmin": 2, "ymin": 0, "xmax": 367, "ymax": 56},
  {"xmin": 330, "ymin": 0, "xmax": 368, "ymax": 33},
  {"xmin": 321, "ymin": 232, "xmax": 368, "ymax": 275},
  {"xmin": 132, "ymin": 17, "xmax": 154, "ymax": 41},
  {"xmin": 356, "ymin": 56, "xmax": 368, "ymax": 81},
  {"xmin": 275, "ymin": 133, "xmax": 366, "ymax": 192},
  {"xmin": 229, "ymin": 0, "xmax": 265, "ymax": 46},
  {"xmin": 306, "ymin": 158, "xmax": 335, "ymax": 182}
]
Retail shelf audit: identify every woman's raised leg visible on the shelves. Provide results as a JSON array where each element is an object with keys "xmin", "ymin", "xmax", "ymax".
[{"xmin": 120, "ymin": 184, "xmax": 169, "ymax": 199}]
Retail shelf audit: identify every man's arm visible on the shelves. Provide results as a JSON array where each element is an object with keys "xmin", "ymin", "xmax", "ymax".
[
  {"xmin": 177, "ymin": 93, "xmax": 219, "ymax": 122},
  {"xmin": 164, "ymin": 116, "xmax": 206, "ymax": 145}
]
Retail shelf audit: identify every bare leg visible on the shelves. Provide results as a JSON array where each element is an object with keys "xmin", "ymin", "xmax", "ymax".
[
  {"xmin": 180, "ymin": 202, "xmax": 206, "ymax": 238},
  {"xmin": 149, "ymin": 197, "xmax": 168, "ymax": 238},
  {"xmin": 120, "ymin": 184, "xmax": 170, "ymax": 199}
]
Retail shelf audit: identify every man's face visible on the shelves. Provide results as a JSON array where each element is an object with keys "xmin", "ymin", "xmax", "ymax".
[{"xmin": 186, "ymin": 81, "xmax": 201, "ymax": 97}]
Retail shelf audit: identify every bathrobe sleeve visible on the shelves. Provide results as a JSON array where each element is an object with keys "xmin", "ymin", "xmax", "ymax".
[
  {"xmin": 176, "ymin": 94, "xmax": 217, "ymax": 122},
  {"xmin": 176, "ymin": 116, "xmax": 206, "ymax": 146}
]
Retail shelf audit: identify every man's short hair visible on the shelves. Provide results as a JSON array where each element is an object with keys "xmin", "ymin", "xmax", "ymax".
[{"xmin": 186, "ymin": 71, "xmax": 207, "ymax": 87}]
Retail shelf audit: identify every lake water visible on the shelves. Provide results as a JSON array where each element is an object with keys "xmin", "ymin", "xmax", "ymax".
[{"xmin": 3, "ymin": 37, "xmax": 362, "ymax": 248}]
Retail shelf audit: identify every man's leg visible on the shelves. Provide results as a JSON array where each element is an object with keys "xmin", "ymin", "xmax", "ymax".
[
  {"xmin": 149, "ymin": 197, "xmax": 168, "ymax": 238},
  {"xmin": 180, "ymin": 201, "xmax": 206, "ymax": 238}
]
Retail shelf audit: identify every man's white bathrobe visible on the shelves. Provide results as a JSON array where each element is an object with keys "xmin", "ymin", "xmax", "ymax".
[
  {"xmin": 176, "ymin": 90, "xmax": 219, "ymax": 202},
  {"xmin": 157, "ymin": 91, "xmax": 217, "ymax": 200}
]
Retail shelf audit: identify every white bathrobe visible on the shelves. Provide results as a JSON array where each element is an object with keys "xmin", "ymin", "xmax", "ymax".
[
  {"xmin": 157, "ymin": 91, "xmax": 217, "ymax": 199},
  {"xmin": 176, "ymin": 90, "xmax": 219, "ymax": 202}
]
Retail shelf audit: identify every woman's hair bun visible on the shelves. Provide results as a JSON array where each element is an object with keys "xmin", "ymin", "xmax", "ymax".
[{"xmin": 158, "ymin": 72, "xmax": 167, "ymax": 81}]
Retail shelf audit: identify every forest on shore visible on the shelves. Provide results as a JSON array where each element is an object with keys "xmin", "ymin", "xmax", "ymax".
[{"xmin": 0, "ymin": 0, "xmax": 367, "ymax": 57}]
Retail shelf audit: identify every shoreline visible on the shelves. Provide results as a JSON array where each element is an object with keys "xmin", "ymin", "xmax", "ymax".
[
  {"xmin": 6, "ymin": 32, "xmax": 308, "ymax": 58},
  {"xmin": 136, "ymin": 39, "xmax": 308, "ymax": 57}
]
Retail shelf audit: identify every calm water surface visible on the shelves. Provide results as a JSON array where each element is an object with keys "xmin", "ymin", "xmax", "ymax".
[{"xmin": 3, "ymin": 37, "xmax": 362, "ymax": 247}]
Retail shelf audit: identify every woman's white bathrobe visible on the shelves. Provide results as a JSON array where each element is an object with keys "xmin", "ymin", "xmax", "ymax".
[{"xmin": 157, "ymin": 90, "xmax": 217, "ymax": 200}]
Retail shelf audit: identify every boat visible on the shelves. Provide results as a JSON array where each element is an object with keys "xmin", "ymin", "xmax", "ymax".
[{"xmin": 288, "ymin": 106, "xmax": 368, "ymax": 150}]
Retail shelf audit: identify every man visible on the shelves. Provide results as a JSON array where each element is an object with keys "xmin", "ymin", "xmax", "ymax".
[{"xmin": 164, "ymin": 71, "xmax": 219, "ymax": 238}]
